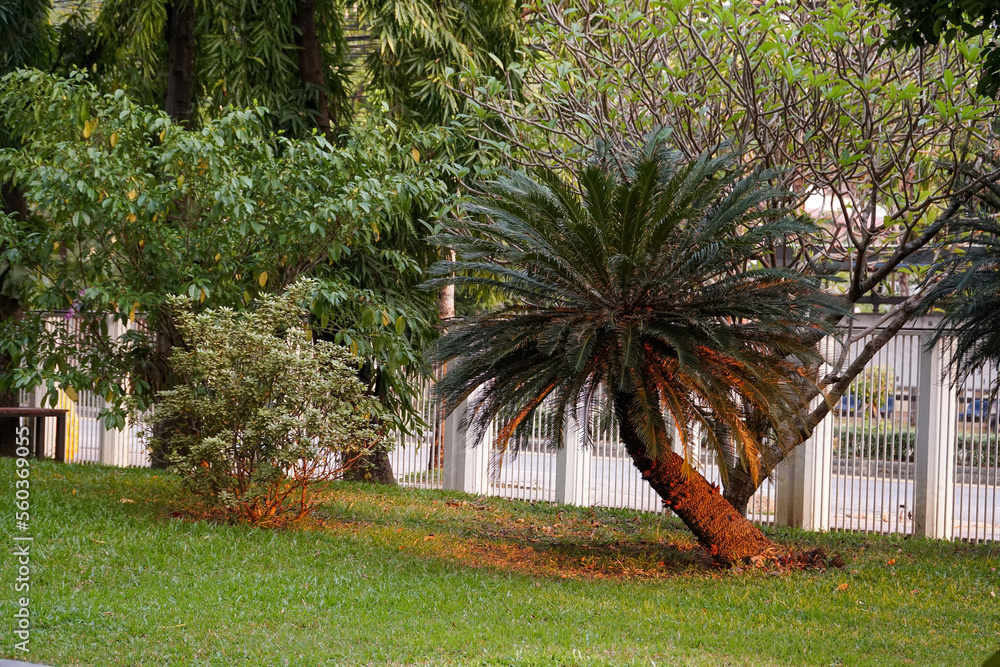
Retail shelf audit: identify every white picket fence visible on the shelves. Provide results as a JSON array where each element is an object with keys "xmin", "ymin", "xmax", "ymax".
[
  {"xmin": 390, "ymin": 314, "xmax": 999, "ymax": 543},
  {"xmin": 16, "ymin": 313, "xmax": 1000, "ymax": 542}
]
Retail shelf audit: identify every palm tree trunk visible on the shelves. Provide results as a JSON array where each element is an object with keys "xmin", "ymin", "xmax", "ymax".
[
  {"xmin": 612, "ymin": 392, "xmax": 774, "ymax": 566},
  {"xmin": 428, "ymin": 255, "xmax": 456, "ymax": 472}
]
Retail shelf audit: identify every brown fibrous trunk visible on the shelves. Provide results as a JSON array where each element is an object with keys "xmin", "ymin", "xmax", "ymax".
[{"xmin": 613, "ymin": 392, "xmax": 774, "ymax": 566}]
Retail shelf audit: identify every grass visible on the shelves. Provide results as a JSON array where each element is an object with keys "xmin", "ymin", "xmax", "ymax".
[{"xmin": 1, "ymin": 459, "xmax": 998, "ymax": 666}]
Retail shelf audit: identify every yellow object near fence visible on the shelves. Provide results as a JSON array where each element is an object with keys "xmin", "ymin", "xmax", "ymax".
[{"xmin": 54, "ymin": 389, "xmax": 80, "ymax": 461}]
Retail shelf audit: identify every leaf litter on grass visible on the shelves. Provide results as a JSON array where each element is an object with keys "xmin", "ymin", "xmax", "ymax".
[{"xmin": 316, "ymin": 487, "xmax": 842, "ymax": 581}]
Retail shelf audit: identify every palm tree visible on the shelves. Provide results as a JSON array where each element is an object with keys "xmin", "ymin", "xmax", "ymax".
[
  {"xmin": 424, "ymin": 137, "xmax": 840, "ymax": 565},
  {"xmin": 928, "ymin": 215, "xmax": 1000, "ymax": 388}
]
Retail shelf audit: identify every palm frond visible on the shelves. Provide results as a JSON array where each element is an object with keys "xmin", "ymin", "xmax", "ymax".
[{"xmin": 425, "ymin": 137, "xmax": 841, "ymax": 472}]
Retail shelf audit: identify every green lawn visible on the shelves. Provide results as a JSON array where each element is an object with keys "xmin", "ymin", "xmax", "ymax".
[{"xmin": 1, "ymin": 459, "xmax": 997, "ymax": 666}]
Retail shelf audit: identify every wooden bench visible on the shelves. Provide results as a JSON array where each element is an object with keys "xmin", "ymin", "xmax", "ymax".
[{"xmin": 0, "ymin": 408, "xmax": 69, "ymax": 462}]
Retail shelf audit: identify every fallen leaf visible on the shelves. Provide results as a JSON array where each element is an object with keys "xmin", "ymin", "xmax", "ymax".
[
  {"xmin": 834, "ymin": 583, "xmax": 849, "ymax": 593},
  {"xmin": 119, "ymin": 498, "xmax": 135, "ymax": 504}
]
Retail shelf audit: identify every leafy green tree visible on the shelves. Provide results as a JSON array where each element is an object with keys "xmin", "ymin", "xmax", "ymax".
[
  {"xmin": 849, "ymin": 366, "xmax": 896, "ymax": 417},
  {"xmin": 0, "ymin": 70, "xmax": 449, "ymax": 451},
  {"xmin": 1, "ymin": 0, "xmax": 52, "ymax": 75},
  {"xmin": 359, "ymin": 0, "xmax": 522, "ymax": 309},
  {"xmin": 461, "ymin": 0, "xmax": 1000, "ymax": 512},
  {"xmin": 360, "ymin": 0, "xmax": 519, "ymax": 127},
  {"xmin": 425, "ymin": 138, "xmax": 840, "ymax": 565},
  {"xmin": 357, "ymin": 0, "xmax": 522, "ymax": 474},
  {"xmin": 1, "ymin": 0, "xmax": 520, "ymax": 472}
]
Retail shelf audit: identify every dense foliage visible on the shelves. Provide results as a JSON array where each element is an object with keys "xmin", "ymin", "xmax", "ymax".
[
  {"xmin": 882, "ymin": 0, "xmax": 1000, "ymax": 97},
  {"xmin": 0, "ymin": 70, "xmax": 451, "ymax": 433},
  {"xmin": 360, "ymin": 0, "xmax": 520, "ymax": 126},
  {"xmin": 152, "ymin": 281, "xmax": 383, "ymax": 524},
  {"xmin": 89, "ymin": 0, "xmax": 353, "ymax": 135}
]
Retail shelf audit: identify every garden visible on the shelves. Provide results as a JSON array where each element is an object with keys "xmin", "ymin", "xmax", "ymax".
[{"xmin": 2, "ymin": 0, "xmax": 1000, "ymax": 665}]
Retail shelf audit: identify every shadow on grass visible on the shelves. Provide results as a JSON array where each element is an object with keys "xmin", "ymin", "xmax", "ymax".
[{"xmin": 316, "ymin": 485, "xmax": 745, "ymax": 580}]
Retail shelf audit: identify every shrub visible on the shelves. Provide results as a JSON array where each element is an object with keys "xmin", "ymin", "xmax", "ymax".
[
  {"xmin": 148, "ymin": 280, "xmax": 383, "ymax": 525},
  {"xmin": 834, "ymin": 426, "xmax": 915, "ymax": 462},
  {"xmin": 834, "ymin": 426, "xmax": 999, "ymax": 467}
]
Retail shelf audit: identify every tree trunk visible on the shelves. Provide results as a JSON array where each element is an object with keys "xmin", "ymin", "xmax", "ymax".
[
  {"xmin": 428, "ymin": 259, "xmax": 455, "ymax": 471},
  {"xmin": 613, "ymin": 391, "xmax": 774, "ymax": 566},
  {"xmin": 148, "ymin": 322, "xmax": 183, "ymax": 469},
  {"xmin": 160, "ymin": 0, "xmax": 196, "ymax": 459},
  {"xmin": 0, "ymin": 184, "xmax": 26, "ymax": 457},
  {"xmin": 165, "ymin": 0, "xmax": 196, "ymax": 126},
  {"xmin": 343, "ymin": 361, "xmax": 396, "ymax": 485},
  {"xmin": 292, "ymin": 0, "xmax": 332, "ymax": 135},
  {"xmin": 437, "ymin": 286, "xmax": 455, "ymax": 322},
  {"xmin": 722, "ymin": 474, "xmax": 758, "ymax": 518},
  {"xmin": 344, "ymin": 445, "xmax": 396, "ymax": 485}
]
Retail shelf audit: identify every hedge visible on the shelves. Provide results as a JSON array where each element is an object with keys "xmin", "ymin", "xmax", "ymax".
[{"xmin": 833, "ymin": 426, "xmax": 998, "ymax": 467}]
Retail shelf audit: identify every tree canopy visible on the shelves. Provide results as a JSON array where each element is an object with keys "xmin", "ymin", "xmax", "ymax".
[
  {"xmin": 0, "ymin": 69, "xmax": 452, "ymax": 433},
  {"xmin": 456, "ymin": 0, "xmax": 1000, "ymax": 509},
  {"xmin": 882, "ymin": 0, "xmax": 1000, "ymax": 97}
]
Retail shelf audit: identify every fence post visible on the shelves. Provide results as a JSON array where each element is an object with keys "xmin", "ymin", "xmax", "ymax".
[
  {"xmin": 98, "ymin": 409, "xmax": 130, "ymax": 467},
  {"xmin": 914, "ymin": 335, "xmax": 956, "ymax": 540},
  {"xmin": 555, "ymin": 407, "xmax": 591, "ymax": 506},
  {"xmin": 775, "ymin": 402, "xmax": 834, "ymax": 531},
  {"xmin": 97, "ymin": 316, "xmax": 130, "ymax": 467},
  {"xmin": 30, "ymin": 384, "xmax": 45, "ymax": 408},
  {"xmin": 669, "ymin": 415, "xmax": 685, "ymax": 457},
  {"xmin": 441, "ymin": 395, "xmax": 490, "ymax": 495},
  {"xmin": 98, "ymin": 413, "xmax": 116, "ymax": 466}
]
